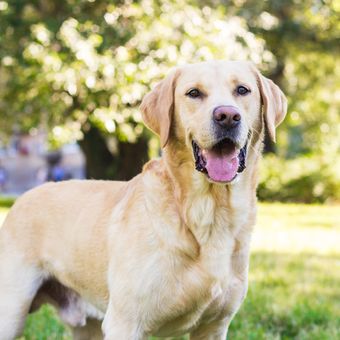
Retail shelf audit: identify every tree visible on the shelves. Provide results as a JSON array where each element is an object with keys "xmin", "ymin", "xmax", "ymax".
[
  {"xmin": 1, "ymin": 0, "xmax": 339, "ymax": 186},
  {"xmin": 0, "ymin": 0, "xmax": 269, "ymax": 179}
]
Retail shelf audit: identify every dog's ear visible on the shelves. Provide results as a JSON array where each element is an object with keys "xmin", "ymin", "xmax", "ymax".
[
  {"xmin": 140, "ymin": 69, "xmax": 179, "ymax": 148},
  {"xmin": 254, "ymin": 69, "xmax": 287, "ymax": 142}
]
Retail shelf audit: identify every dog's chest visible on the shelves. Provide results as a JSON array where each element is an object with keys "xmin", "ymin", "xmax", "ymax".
[
  {"xmin": 152, "ymin": 196, "xmax": 250, "ymax": 336},
  {"xmin": 152, "ymin": 240, "xmax": 248, "ymax": 337},
  {"xmin": 138, "ymin": 175, "xmax": 253, "ymax": 335}
]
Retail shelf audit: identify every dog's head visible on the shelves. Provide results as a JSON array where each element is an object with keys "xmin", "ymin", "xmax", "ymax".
[{"xmin": 141, "ymin": 61, "xmax": 287, "ymax": 184}]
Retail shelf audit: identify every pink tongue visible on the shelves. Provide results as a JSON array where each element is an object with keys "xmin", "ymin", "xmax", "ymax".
[{"xmin": 203, "ymin": 147, "xmax": 239, "ymax": 182}]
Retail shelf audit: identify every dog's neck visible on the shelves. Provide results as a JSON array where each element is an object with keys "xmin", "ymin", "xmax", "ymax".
[{"xmin": 162, "ymin": 137, "xmax": 261, "ymax": 246}]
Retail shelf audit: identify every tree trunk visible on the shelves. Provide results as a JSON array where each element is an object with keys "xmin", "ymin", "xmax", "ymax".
[
  {"xmin": 113, "ymin": 138, "xmax": 149, "ymax": 181},
  {"xmin": 78, "ymin": 124, "xmax": 149, "ymax": 181}
]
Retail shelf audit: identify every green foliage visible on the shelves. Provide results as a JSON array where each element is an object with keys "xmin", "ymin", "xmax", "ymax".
[
  {"xmin": 258, "ymin": 155, "xmax": 340, "ymax": 203},
  {"xmin": 0, "ymin": 0, "xmax": 339, "ymax": 198},
  {"xmin": 235, "ymin": 0, "xmax": 340, "ymax": 163},
  {"xmin": 0, "ymin": 0, "xmax": 267, "ymax": 145}
]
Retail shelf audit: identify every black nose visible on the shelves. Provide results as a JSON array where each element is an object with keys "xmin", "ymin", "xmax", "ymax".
[{"xmin": 213, "ymin": 105, "xmax": 241, "ymax": 129}]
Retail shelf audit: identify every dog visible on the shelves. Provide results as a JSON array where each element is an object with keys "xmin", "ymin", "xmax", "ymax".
[{"xmin": 0, "ymin": 60, "xmax": 287, "ymax": 339}]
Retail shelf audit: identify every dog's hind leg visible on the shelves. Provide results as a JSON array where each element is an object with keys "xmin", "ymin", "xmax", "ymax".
[{"xmin": 0, "ymin": 240, "xmax": 44, "ymax": 340}]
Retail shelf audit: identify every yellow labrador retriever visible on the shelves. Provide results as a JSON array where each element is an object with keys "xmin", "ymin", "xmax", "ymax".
[{"xmin": 0, "ymin": 60, "xmax": 287, "ymax": 339}]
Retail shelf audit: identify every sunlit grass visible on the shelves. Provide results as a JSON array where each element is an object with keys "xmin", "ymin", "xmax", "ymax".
[
  {"xmin": 258, "ymin": 203, "xmax": 339, "ymax": 230},
  {"xmin": 0, "ymin": 203, "xmax": 339, "ymax": 339},
  {"xmin": 253, "ymin": 203, "xmax": 340, "ymax": 255}
]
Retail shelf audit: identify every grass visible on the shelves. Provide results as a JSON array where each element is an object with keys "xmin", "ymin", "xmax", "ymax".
[
  {"xmin": 0, "ymin": 195, "xmax": 16, "ymax": 208},
  {"xmin": 229, "ymin": 252, "xmax": 340, "ymax": 340},
  {"xmin": 0, "ymin": 203, "xmax": 339, "ymax": 340}
]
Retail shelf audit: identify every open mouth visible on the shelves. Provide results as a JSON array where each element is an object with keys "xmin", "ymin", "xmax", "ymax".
[{"xmin": 192, "ymin": 138, "xmax": 247, "ymax": 183}]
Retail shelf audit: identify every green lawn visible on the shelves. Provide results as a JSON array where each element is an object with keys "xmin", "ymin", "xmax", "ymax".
[{"xmin": 0, "ymin": 203, "xmax": 339, "ymax": 340}]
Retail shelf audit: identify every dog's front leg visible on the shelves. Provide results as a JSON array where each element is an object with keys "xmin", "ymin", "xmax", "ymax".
[
  {"xmin": 102, "ymin": 302, "xmax": 147, "ymax": 340},
  {"xmin": 189, "ymin": 319, "xmax": 229, "ymax": 340}
]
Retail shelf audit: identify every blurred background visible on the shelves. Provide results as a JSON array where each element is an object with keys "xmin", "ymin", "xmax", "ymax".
[{"xmin": 0, "ymin": 0, "xmax": 339, "ymax": 339}]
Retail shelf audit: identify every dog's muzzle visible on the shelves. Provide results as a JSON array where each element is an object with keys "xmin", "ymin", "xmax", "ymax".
[{"xmin": 192, "ymin": 136, "xmax": 248, "ymax": 183}]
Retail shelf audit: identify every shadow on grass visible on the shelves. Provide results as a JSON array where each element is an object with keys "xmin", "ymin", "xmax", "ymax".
[{"xmin": 22, "ymin": 251, "xmax": 340, "ymax": 340}]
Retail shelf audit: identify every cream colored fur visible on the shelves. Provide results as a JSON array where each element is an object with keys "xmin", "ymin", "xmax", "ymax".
[{"xmin": 0, "ymin": 61, "xmax": 287, "ymax": 339}]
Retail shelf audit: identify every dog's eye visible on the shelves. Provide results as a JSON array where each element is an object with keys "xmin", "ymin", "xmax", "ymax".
[
  {"xmin": 186, "ymin": 88, "xmax": 202, "ymax": 98},
  {"xmin": 236, "ymin": 86, "xmax": 250, "ymax": 96}
]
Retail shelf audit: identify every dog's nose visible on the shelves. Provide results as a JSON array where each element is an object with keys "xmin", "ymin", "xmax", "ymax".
[{"xmin": 213, "ymin": 106, "xmax": 241, "ymax": 129}]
